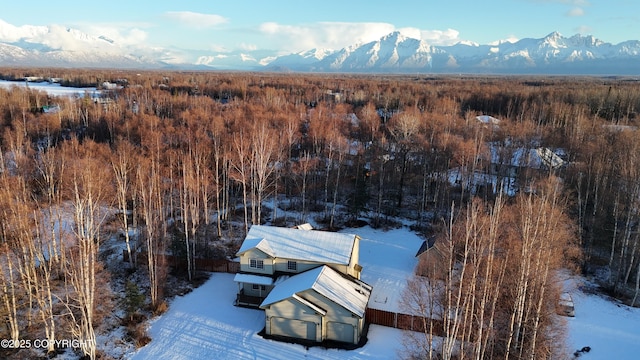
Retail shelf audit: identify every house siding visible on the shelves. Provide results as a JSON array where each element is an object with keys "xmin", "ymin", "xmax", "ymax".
[
  {"xmin": 240, "ymin": 282, "xmax": 274, "ymax": 297},
  {"xmin": 273, "ymin": 259, "xmax": 322, "ymax": 274},
  {"xmin": 239, "ymin": 248, "xmax": 274, "ymax": 275}
]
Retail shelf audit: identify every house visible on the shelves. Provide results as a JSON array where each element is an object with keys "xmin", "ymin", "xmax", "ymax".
[
  {"xmin": 415, "ymin": 237, "xmax": 448, "ymax": 279},
  {"xmin": 447, "ymin": 142, "xmax": 567, "ymax": 197},
  {"xmin": 234, "ymin": 224, "xmax": 370, "ymax": 345},
  {"xmin": 234, "ymin": 224, "xmax": 363, "ymax": 306},
  {"xmin": 476, "ymin": 115, "xmax": 501, "ymax": 129},
  {"xmin": 260, "ymin": 265, "xmax": 371, "ymax": 344}
]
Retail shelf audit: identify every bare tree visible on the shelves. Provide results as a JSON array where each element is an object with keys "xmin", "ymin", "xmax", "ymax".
[
  {"xmin": 112, "ymin": 140, "xmax": 136, "ymax": 268},
  {"xmin": 136, "ymin": 156, "xmax": 165, "ymax": 307},
  {"xmin": 387, "ymin": 109, "xmax": 423, "ymax": 208},
  {"xmin": 250, "ymin": 121, "xmax": 280, "ymax": 225},
  {"xmin": 62, "ymin": 139, "xmax": 112, "ymax": 360},
  {"xmin": 230, "ymin": 130, "xmax": 251, "ymax": 233},
  {"xmin": 34, "ymin": 146, "xmax": 66, "ymax": 264},
  {"xmin": 292, "ymin": 152, "xmax": 316, "ymax": 223},
  {"xmin": 179, "ymin": 151, "xmax": 196, "ymax": 282},
  {"xmin": 0, "ymin": 242, "xmax": 21, "ymax": 343},
  {"xmin": 0, "ymin": 175, "xmax": 25, "ymax": 344},
  {"xmin": 404, "ymin": 177, "xmax": 577, "ymax": 360}
]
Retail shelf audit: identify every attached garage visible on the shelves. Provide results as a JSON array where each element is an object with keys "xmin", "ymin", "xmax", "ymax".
[
  {"xmin": 270, "ymin": 317, "xmax": 317, "ymax": 340},
  {"xmin": 260, "ymin": 266, "xmax": 371, "ymax": 345},
  {"xmin": 326, "ymin": 321, "xmax": 354, "ymax": 343}
]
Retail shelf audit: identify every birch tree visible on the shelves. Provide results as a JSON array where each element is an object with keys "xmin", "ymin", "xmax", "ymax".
[
  {"xmin": 230, "ymin": 130, "xmax": 251, "ymax": 233},
  {"xmin": 137, "ymin": 123, "xmax": 169, "ymax": 307},
  {"xmin": 63, "ymin": 139, "xmax": 112, "ymax": 360},
  {"xmin": 112, "ymin": 140, "xmax": 136, "ymax": 268},
  {"xmin": 250, "ymin": 121, "xmax": 280, "ymax": 226},
  {"xmin": 136, "ymin": 156, "xmax": 165, "ymax": 307},
  {"xmin": 403, "ymin": 177, "xmax": 577, "ymax": 360}
]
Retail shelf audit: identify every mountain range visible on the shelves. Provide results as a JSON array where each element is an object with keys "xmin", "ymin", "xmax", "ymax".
[
  {"xmin": 267, "ymin": 31, "xmax": 640, "ymax": 74},
  {"xmin": 1, "ymin": 20, "xmax": 639, "ymax": 75}
]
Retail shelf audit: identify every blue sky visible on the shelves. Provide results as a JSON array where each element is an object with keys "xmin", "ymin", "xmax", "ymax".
[{"xmin": 1, "ymin": 0, "xmax": 638, "ymax": 55}]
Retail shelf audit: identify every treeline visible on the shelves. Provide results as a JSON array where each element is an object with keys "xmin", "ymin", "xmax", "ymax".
[
  {"xmin": 404, "ymin": 179, "xmax": 581, "ymax": 359},
  {"xmin": 1, "ymin": 69, "xmax": 640, "ymax": 359}
]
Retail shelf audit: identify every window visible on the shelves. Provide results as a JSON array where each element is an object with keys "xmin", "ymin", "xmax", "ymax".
[
  {"xmin": 249, "ymin": 259, "xmax": 264, "ymax": 269},
  {"xmin": 252, "ymin": 284, "xmax": 266, "ymax": 291},
  {"xmin": 287, "ymin": 260, "xmax": 297, "ymax": 271}
]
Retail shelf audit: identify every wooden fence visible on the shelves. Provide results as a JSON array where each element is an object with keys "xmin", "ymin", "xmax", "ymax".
[
  {"xmin": 122, "ymin": 250, "xmax": 240, "ymax": 274},
  {"xmin": 365, "ymin": 307, "xmax": 444, "ymax": 335}
]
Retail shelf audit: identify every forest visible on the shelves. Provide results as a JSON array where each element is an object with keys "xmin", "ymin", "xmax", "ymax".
[{"xmin": 0, "ymin": 68, "xmax": 639, "ymax": 359}]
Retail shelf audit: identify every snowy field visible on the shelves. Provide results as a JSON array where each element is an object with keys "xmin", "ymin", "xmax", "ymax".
[
  {"xmin": 125, "ymin": 225, "xmax": 640, "ymax": 360},
  {"xmin": 0, "ymin": 79, "xmax": 99, "ymax": 97},
  {"xmin": 565, "ymin": 277, "xmax": 640, "ymax": 359},
  {"xmin": 127, "ymin": 273, "xmax": 404, "ymax": 360}
]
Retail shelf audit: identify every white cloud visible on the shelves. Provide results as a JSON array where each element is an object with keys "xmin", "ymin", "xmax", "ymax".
[
  {"xmin": 0, "ymin": 19, "xmax": 51, "ymax": 43},
  {"xmin": 0, "ymin": 18, "xmax": 153, "ymax": 55},
  {"xmin": 258, "ymin": 22, "xmax": 461, "ymax": 53},
  {"xmin": 420, "ymin": 29, "xmax": 461, "ymax": 45},
  {"xmin": 397, "ymin": 27, "xmax": 422, "ymax": 40},
  {"xmin": 575, "ymin": 25, "xmax": 592, "ymax": 34},
  {"xmin": 567, "ymin": 7, "xmax": 585, "ymax": 16},
  {"xmin": 259, "ymin": 22, "xmax": 389, "ymax": 53},
  {"xmin": 239, "ymin": 43, "xmax": 257, "ymax": 51},
  {"xmin": 165, "ymin": 11, "xmax": 228, "ymax": 28},
  {"xmin": 208, "ymin": 44, "xmax": 230, "ymax": 53},
  {"xmin": 78, "ymin": 24, "xmax": 148, "ymax": 47},
  {"xmin": 38, "ymin": 25, "xmax": 85, "ymax": 51}
]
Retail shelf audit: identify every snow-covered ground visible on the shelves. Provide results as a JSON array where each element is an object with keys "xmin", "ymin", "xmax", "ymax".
[
  {"xmin": 0, "ymin": 79, "xmax": 100, "ymax": 97},
  {"xmin": 565, "ymin": 277, "xmax": 640, "ymax": 359},
  {"xmin": 127, "ymin": 225, "xmax": 420, "ymax": 360},
  {"xmin": 125, "ymin": 225, "xmax": 640, "ymax": 360},
  {"xmin": 127, "ymin": 273, "xmax": 404, "ymax": 360},
  {"xmin": 355, "ymin": 226, "xmax": 423, "ymax": 313}
]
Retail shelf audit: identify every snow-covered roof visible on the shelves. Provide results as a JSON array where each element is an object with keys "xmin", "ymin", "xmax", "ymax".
[
  {"xmin": 233, "ymin": 273, "xmax": 274, "ymax": 286},
  {"xmin": 238, "ymin": 237, "xmax": 276, "ymax": 257},
  {"xmin": 293, "ymin": 223, "xmax": 313, "ymax": 230},
  {"xmin": 260, "ymin": 265, "xmax": 372, "ymax": 318},
  {"xmin": 535, "ymin": 147, "xmax": 565, "ymax": 169},
  {"xmin": 447, "ymin": 167, "xmax": 519, "ymax": 196},
  {"xmin": 489, "ymin": 143, "xmax": 565, "ymax": 169},
  {"xmin": 236, "ymin": 225, "xmax": 358, "ymax": 265},
  {"xmin": 476, "ymin": 115, "xmax": 501, "ymax": 125},
  {"xmin": 602, "ymin": 124, "xmax": 638, "ymax": 132}
]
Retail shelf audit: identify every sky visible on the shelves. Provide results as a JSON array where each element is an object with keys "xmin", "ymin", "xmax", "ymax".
[{"xmin": 0, "ymin": 0, "xmax": 638, "ymax": 57}]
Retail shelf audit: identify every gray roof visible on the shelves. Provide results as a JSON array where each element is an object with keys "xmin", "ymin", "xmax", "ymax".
[
  {"xmin": 260, "ymin": 265, "xmax": 372, "ymax": 317},
  {"xmin": 236, "ymin": 225, "xmax": 358, "ymax": 265}
]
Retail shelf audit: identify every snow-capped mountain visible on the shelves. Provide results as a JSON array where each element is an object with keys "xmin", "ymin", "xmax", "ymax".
[
  {"xmin": 268, "ymin": 31, "xmax": 640, "ymax": 74},
  {"xmin": 267, "ymin": 48, "xmax": 336, "ymax": 70},
  {"xmin": 1, "ymin": 20, "xmax": 640, "ymax": 74},
  {"xmin": 0, "ymin": 20, "xmax": 164, "ymax": 68}
]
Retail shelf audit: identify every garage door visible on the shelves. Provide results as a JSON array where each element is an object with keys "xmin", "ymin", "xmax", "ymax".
[
  {"xmin": 326, "ymin": 322, "xmax": 354, "ymax": 343},
  {"xmin": 270, "ymin": 317, "xmax": 316, "ymax": 341}
]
